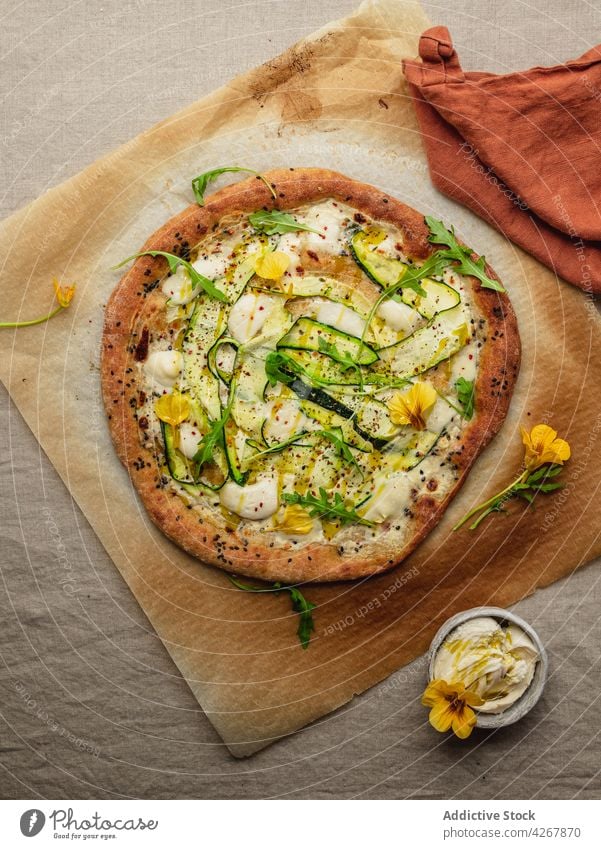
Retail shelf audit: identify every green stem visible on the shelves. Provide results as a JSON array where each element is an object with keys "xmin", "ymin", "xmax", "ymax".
[
  {"xmin": 452, "ymin": 470, "xmax": 527, "ymax": 531},
  {"xmin": 0, "ymin": 304, "xmax": 65, "ymax": 328}
]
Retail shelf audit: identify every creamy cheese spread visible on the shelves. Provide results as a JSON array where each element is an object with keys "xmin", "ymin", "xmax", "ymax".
[{"xmin": 433, "ymin": 616, "xmax": 540, "ymax": 714}]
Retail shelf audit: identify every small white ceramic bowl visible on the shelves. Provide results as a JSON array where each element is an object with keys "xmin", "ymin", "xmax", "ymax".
[{"xmin": 427, "ymin": 606, "xmax": 548, "ymax": 729}]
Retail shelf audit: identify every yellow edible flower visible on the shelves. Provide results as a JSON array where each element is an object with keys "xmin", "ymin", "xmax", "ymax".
[
  {"xmin": 154, "ymin": 392, "xmax": 190, "ymax": 426},
  {"xmin": 253, "ymin": 250, "xmax": 290, "ymax": 280},
  {"xmin": 278, "ymin": 504, "xmax": 313, "ymax": 535},
  {"xmin": 53, "ymin": 277, "xmax": 76, "ymax": 308},
  {"xmin": 422, "ymin": 679, "xmax": 484, "ymax": 739},
  {"xmin": 0, "ymin": 277, "xmax": 76, "ymax": 329},
  {"xmin": 521, "ymin": 423, "xmax": 571, "ymax": 471},
  {"xmin": 387, "ymin": 381, "xmax": 437, "ymax": 430},
  {"xmin": 454, "ymin": 421, "xmax": 571, "ymax": 531}
]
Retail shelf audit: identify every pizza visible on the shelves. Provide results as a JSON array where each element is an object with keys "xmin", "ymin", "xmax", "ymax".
[{"xmin": 102, "ymin": 168, "xmax": 520, "ymax": 582}]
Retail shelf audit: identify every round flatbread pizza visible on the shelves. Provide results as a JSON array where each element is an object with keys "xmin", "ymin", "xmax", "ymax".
[{"xmin": 102, "ymin": 168, "xmax": 520, "ymax": 582}]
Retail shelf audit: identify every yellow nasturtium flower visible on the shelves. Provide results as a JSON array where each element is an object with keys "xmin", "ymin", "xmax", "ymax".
[
  {"xmin": 454, "ymin": 422, "xmax": 571, "ymax": 531},
  {"xmin": 422, "ymin": 679, "xmax": 484, "ymax": 739},
  {"xmin": 53, "ymin": 277, "xmax": 76, "ymax": 308},
  {"xmin": 0, "ymin": 278, "xmax": 76, "ymax": 329},
  {"xmin": 521, "ymin": 424, "xmax": 571, "ymax": 471},
  {"xmin": 387, "ymin": 381, "xmax": 437, "ymax": 430},
  {"xmin": 154, "ymin": 392, "xmax": 190, "ymax": 426},
  {"xmin": 278, "ymin": 504, "xmax": 313, "ymax": 535},
  {"xmin": 253, "ymin": 250, "xmax": 290, "ymax": 280}
]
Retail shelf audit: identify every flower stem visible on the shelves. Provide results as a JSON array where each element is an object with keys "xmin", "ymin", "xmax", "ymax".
[
  {"xmin": 0, "ymin": 305, "xmax": 65, "ymax": 328},
  {"xmin": 452, "ymin": 471, "xmax": 527, "ymax": 531}
]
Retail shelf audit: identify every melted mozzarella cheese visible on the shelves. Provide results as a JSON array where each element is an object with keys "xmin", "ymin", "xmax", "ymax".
[
  {"xmin": 265, "ymin": 400, "xmax": 309, "ymax": 442},
  {"xmin": 450, "ymin": 343, "xmax": 477, "ymax": 382},
  {"xmin": 144, "ymin": 350, "xmax": 183, "ymax": 387},
  {"xmin": 220, "ymin": 476, "xmax": 279, "ymax": 520},
  {"xmin": 425, "ymin": 397, "xmax": 456, "ymax": 433},
  {"xmin": 377, "ymin": 299, "xmax": 421, "ymax": 335},
  {"xmin": 277, "ymin": 232, "xmax": 302, "ymax": 267},
  {"xmin": 228, "ymin": 293, "xmax": 276, "ymax": 343},
  {"xmin": 315, "ymin": 301, "xmax": 366, "ymax": 338},
  {"xmin": 361, "ymin": 474, "xmax": 411, "ymax": 523},
  {"xmin": 298, "ymin": 201, "xmax": 348, "ymax": 249},
  {"xmin": 178, "ymin": 422, "xmax": 202, "ymax": 459},
  {"xmin": 191, "ymin": 251, "xmax": 228, "ymax": 280},
  {"xmin": 161, "ymin": 266, "xmax": 195, "ymax": 305}
]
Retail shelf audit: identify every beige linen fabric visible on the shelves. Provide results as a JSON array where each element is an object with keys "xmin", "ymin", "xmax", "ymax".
[{"xmin": 0, "ymin": 0, "xmax": 599, "ymax": 797}]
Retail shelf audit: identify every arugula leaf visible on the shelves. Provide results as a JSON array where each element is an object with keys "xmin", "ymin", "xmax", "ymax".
[
  {"xmin": 264, "ymin": 351, "xmax": 299, "ymax": 386},
  {"xmin": 464, "ymin": 463, "xmax": 565, "ymax": 529},
  {"xmin": 193, "ymin": 397, "xmax": 233, "ymax": 467},
  {"xmin": 228, "ymin": 576, "xmax": 316, "ymax": 649},
  {"xmin": 248, "ymin": 210, "xmax": 320, "ymax": 236},
  {"xmin": 455, "ymin": 377, "xmax": 475, "ymax": 420},
  {"xmin": 113, "ymin": 250, "xmax": 228, "ymax": 303},
  {"xmin": 283, "ymin": 487, "xmax": 373, "ymax": 527},
  {"xmin": 317, "ymin": 427, "xmax": 363, "ymax": 476},
  {"xmin": 288, "ymin": 587, "xmax": 316, "ymax": 649},
  {"xmin": 425, "ymin": 216, "xmax": 506, "ymax": 293},
  {"xmin": 191, "ymin": 166, "xmax": 276, "ymax": 206}
]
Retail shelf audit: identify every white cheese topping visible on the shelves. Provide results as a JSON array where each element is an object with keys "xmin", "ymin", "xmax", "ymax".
[
  {"xmin": 450, "ymin": 343, "xmax": 477, "ymax": 382},
  {"xmin": 315, "ymin": 301, "xmax": 366, "ymax": 338},
  {"xmin": 433, "ymin": 617, "xmax": 540, "ymax": 714},
  {"xmin": 191, "ymin": 251, "xmax": 228, "ymax": 280},
  {"xmin": 277, "ymin": 232, "xmax": 302, "ymax": 267},
  {"xmin": 361, "ymin": 474, "xmax": 411, "ymax": 523},
  {"xmin": 228, "ymin": 292, "xmax": 276, "ymax": 343},
  {"xmin": 298, "ymin": 200, "xmax": 349, "ymax": 249},
  {"xmin": 220, "ymin": 476, "xmax": 279, "ymax": 520},
  {"xmin": 178, "ymin": 422, "xmax": 202, "ymax": 460},
  {"xmin": 265, "ymin": 400, "xmax": 309, "ymax": 442},
  {"xmin": 161, "ymin": 266, "xmax": 195, "ymax": 305},
  {"xmin": 144, "ymin": 350, "xmax": 183, "ymax": 388},
  {"xmin": 377, "ymin": 299, "xmax": 421, "ymax": 335}
]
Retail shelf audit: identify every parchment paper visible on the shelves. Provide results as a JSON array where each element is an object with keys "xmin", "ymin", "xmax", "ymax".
[{"xmin": 0, "ymin": 0, "xmax": 599, "ymax": 757}]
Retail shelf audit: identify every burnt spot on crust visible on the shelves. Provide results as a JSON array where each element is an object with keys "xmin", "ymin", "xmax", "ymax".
[{"xmin": 133, "ymin": 327, "xmax": 149, "ymax": 362}]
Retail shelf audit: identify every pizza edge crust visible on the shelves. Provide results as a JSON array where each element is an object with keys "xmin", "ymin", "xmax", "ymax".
[{"xmin": 101, "ymin": 167, "xmax": 521, "ymax": 583}]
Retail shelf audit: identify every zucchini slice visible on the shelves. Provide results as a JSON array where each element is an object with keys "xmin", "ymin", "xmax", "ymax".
[
  {"xmin": 353, "ymin": 397, "xmax": 398, "ymax": 442},
  {"xmin": 283, "ymin": 349, "xmax": 362, "ymax": 386},
  {"xmin": 299, "ymin": 400, "xmax": 372, "ymax": 452},
  {"xmin": 207, "ymin": 334, "xmax": 239, "ymax": 384},
  {"xmin": 350, "ymin": 230, "xmax": 408, "ymax": 287},
  {"xmin": 399, "ymin": 278, "xmax": 460, "ymax": 320},
  {"xmin": 351, "ymin": 230, "xmax": 461, "ymax": 319},
  {"xmin": 383, "ymin": 430, "xmax": 441, "ymax": 471},
  {"xmin": 278, "ymin": 317, "xmax": 378, "ymax": 366},
  {"xmin": 161, "ymin": 422, "xmax": 197, "ymax": 484},
  {"xmin": 376, "ymin": 304, "xmax": 470, "ymax": 379},
  {"xmin": 223, "ymin": 418, "xmax": 247, "ymax": 485},
  {"xmin": 183, "ymin": 297, "xmax": 225, "ymax": 420}
]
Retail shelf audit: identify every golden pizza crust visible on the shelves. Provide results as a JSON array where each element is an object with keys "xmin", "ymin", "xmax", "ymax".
[{"xmin": 101, "ymin": 168, "xmax": 520, "ymax": 583}]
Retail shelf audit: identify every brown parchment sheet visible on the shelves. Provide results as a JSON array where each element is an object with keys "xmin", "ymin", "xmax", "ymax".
[{"xmin": 0, "ymin": 0, "xmax": 600, "ymax": 757}]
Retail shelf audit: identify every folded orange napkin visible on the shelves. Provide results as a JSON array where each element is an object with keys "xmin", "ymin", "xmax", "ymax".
[{"xmin": 403, "ymin": 26, "xmax": 601, "ymax": 294}]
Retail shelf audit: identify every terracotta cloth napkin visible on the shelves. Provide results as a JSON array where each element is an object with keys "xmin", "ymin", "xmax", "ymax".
[{"xmin": 403, "ymin": 26, "xmax": 601, "ymax": 294}]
